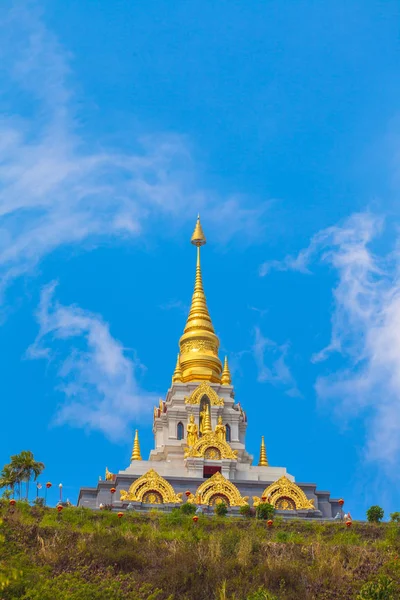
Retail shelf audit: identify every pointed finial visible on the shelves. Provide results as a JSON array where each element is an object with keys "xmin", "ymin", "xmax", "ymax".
[
  {"xmin": 178, "ymin": 216, "xmax": 222, "ymax": 383},
  {"xmin": 172, "ymin": 353, "xmax": 183, "ymax": 383},
  {"xmin": 258, "ymin": 436, "xmax": 268, "ymax": 467},
  {"xmin": 221, "ymin": 356, "xmax": 232, "ymax": 385},
  {"xmin": 191, "ymin": 214, "xmax": 207, "ymax": 247},
  {"xmin": 131, "ymin": 429, "xmax": 142, "ymax": 461},
  {"xmin": 202, "ymin": 404, "xmax": 212, "ymax": 434}
]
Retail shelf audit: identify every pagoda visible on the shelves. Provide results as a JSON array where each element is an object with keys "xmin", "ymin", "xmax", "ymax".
[{"xmin": 78, "ymin": 217, "xmax": 341, "ymax": 517}]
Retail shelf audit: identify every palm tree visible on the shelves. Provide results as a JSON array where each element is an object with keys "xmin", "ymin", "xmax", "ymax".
[
  {"xmin": 0, "ymin": 464, "xmax": 17, "ymax": 498},
  {"xmin": 9, "ymin": 451, "xmax": 45, "ymax": 501}
]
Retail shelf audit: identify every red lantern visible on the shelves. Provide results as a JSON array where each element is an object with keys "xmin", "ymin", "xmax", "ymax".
[
  {"xmin": 267, "ymin": 519, "xmax": 273, "ymax": 528},
  {"xmin": 192, "ymin": 516, "xmax": 198, "ymax": 523},
  {"xmin": 46, "ymin": 482, "xmax": 52, "ymax": 489},
  {"xmin": 261, "ymin": 496, "xmax": 267, "ymax": 502},
  {"xmin": 110, "ymin": 487, "xmax": 116, "ymax": 494},
  {"xmin": 117, "ymin": 512, "xmax": 123, "ymax": 518},
  {"xmin": 346, "ymin": 520, "xmax": 352, "ymax": 528},
  {"xmin": 9, "ymin": 499, "xmax": 16, "ymax": 506},
  {"xmin": 338, "ymin": 498, "xmax": 344, "ymax": 507},
  {"xmin": 57, "ymin": 505, "xmax": 63, "ymax": 513},
  {"xmin": 185, "ymin": 490, "xmax": 191, "ymax": 497}
]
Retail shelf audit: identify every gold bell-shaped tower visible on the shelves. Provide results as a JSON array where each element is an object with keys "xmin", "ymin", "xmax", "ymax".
[{"xmin": 177, "ymin": 216, "xmax": 222, "ymax": 383}]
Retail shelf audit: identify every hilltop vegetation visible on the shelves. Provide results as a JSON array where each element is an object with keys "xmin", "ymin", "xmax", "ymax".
[{"xmin": 1, "ymin": 502, "xmax": 400, "ymax": 600}]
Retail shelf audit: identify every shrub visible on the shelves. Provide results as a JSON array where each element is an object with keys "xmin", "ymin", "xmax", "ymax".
[
  {"xmin": 246, "ymin": 588, "xmax": 278, "ymax": 600},
  {"xmin": 357, "ymin": 575, "xmax": 398, "ymax": 599},
  {"xmin": 180, "ymin": 502, "xmax": 196, "ymax": 515},
  {"xmin": 19, "ymin": 572, "xmax": 136, "ymax": 600},
  {"xmin": 239, "ymin": 504, "xmax": 252, "ymax": 518},
  {"xmin": 215, "ymin": 502, "xmax": 228, "ymax": 517},
  {"xmin": 390, "ymin": 512, "xmax": 400, "ymax": 523},
  {"xmin": 256, "ymin": 503, "xmax": 275, "ymax": 521},
  {"xmin": 367, "ymin": 506, "xmax": 384, "ymax": 523}
]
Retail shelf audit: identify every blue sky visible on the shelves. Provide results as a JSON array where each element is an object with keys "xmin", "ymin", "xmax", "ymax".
[{"xmin": 1, "ymin": 1, "xmax": 400, "ymax": 517}]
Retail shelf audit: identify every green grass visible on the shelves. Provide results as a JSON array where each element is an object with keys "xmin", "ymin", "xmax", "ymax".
[{"xmin": 1, "ymin": 502, "xmax": 400, "ymax": 599}]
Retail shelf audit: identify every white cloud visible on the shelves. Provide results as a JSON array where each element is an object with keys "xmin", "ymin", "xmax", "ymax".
[
  {"xmin": 252, "ymin": 326, "xmax": 301, "ymax": 397},
  {"xmin": 262, "ymin": 211, "xmax": 400, "ymax": 468},
  {"xmin": 27, "ymin": 282, "xmax": 157, "ymax": 441},
  {"xmin": 0, "ymin": 5, "xmax": 269, "ymax": 303}
]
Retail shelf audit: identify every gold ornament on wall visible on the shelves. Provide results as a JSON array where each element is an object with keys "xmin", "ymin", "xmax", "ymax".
[
  {"xmin": 184, "ymin": 427, "xmax": 238, "ymax": 460},
  {"xmin": 253, "ymin": 476, "xmax": 314, "ymax": 510},
  {"xmin": 186, "ymin": 414, "xmax": 199, "ymax": 447},
  {"xmin": 187, "ymin": 471, "xmax": 248, "ymax": 507},
  {"xmin": 120, "ymin": 469, "xmax": 183, "ymax": 504},
  {"xmin": 184, "ymin": 381, "xmax": 224, "ymax": 406}
]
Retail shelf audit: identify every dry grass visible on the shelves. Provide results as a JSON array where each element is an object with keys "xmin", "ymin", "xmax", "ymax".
[{"xmin": 0, "ymin": 503, "xmax": 400, "ymax": 599}]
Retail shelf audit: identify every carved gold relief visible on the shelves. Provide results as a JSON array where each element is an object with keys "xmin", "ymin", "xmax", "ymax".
[
  {"xmin": 187, "ymin": 472, "xmax": 249, "ymax": 507},
  {"xmin": 204, "ymin": 447, "xmax": 221, "ymax": 460},
  {"xmin": 184, "ymin": 382, "xmax": 224, "ymax": 406},
  {"xmin": 120, "ymin": 469, "xmax": 183, "ymax": 504},
  {"xmin": 184, "ymin": 430, "xmax": 238, "ymax": 460},
  {"xmin": 181, "ymin": 339, "xmax": 216, "ymax": 354},
  {"xmin": 258, "ymin": 476, "xmax": 315, "ymax": 510}
]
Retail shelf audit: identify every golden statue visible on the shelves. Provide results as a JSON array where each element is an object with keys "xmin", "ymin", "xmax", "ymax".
[
  {"xmin": 199, "ymin": 406, "xmax": 207, "ymax": 435},
  {"xmin": 215, "ymin": 416, "xmax": 226, "ymax": 442},
  {"xmin": 105, "ymin": 467, "xmax": 114, "ymax": 481},
  {"xmin": 187, "ymin": 414, "xmax": 198, "ymax": 447}
]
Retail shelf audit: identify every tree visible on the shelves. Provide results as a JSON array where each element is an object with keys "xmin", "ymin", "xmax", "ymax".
[
  {"xmin": 0, "ymin": 451, "xmax": 45, "ymax": 501},
  {"xmin": 180, "ymin": 502, "xmax": 196, "ymax": 515},
  {"xmin": 366, "ymin": 505, "xmax": 384, "ymax": 523},
  {"xmin": 390, "ymin": 512, "xmax": 400, "ymax": 523},
  {"xmin": 0, "ymin": 464, "xmax": 17, "ymax": 498},
  {"xmin": 215, "ymin": 501, "xmax": 228, "ymax": 517},
  {"xmin": 239, "ymin": 504, "xmax": 252, "ymax": 518},
  {"xmin": 256, "ymin": 503, "xmax": 275, "ymax": 521}
]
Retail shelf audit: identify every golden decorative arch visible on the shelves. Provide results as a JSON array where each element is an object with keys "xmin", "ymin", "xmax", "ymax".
[
  {"xmin": 188, "ymin": 472, "xmax": 248, "ymax": 507},
  {"xmin": 120, "ymin": 469, "xmax": 183, "ymax": 504},
  {"xmin": 184, "ymin": 381, "xmax": 224, "ymax": 406},
  {"xmin": 255, "ymin": 476, "xmax": 314, "ymax": 510},
  {"xmin": 184, "ymin": 430, "xmax": 238, "ymax": 460}
]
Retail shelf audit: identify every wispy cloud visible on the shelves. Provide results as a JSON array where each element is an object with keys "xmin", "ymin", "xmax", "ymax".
[
  {"xmin": 27, "ymin": 282, "xmax": 156, "ymax": 441},
  {"xmin": 0, "ymin": 5, "xmax": 269, "ymax": 303},
  {"xmin": 252, "ymin": 326, "xmax": 301, "ymax": 397},
  {"xmin": 159, "ymin": 299, "xmax": 189, "ymax": 314},
  {"xmin": 248, "ymin": 305, "xmax": 269, "ymax": 318},
  {"xmin": 262, "ymin": 211, "xmax": 400, "ymax": 468}
]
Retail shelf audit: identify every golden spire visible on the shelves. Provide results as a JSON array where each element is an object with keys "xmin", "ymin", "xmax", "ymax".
[
  {"xmin": 131, "ymin": 429, "xmax": 142, "ymax": 461},
  {"xmin": 202, "ymin": 404, "xmax": 212, "ymax": 434},
  {"xmin": 178, "ymin": 216, "xmax": 222, "ymax": 383},
  {"xmin": 258, "ymin": 436, "xmax": 268, "ymax": 467},
  {"xmin": 221, "ymin": 356, "xmax": 232, "ymax": 385},
  {"xmin": 191, "ymin": 213, "xmax": 206, "ymax": 245},
  {"xmin": 172, "ymin": 353, "xmax": 183, "ymax": 383}
]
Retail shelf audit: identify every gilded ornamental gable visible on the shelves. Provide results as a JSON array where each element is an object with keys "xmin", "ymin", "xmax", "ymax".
[
  {"xmin": 184, "ymin": 381, "xmax": 224, "ymax": 406},
  {"xmin": 259, "ymin": 476, "xmax": 315, "ymax": 510},
  {"xmin": 120, "ymin": 469, "xmax": 182, "ymax": 504},
  {"xmin": 184, "ymin": 430, "xmax": 238, "ymax": 460},
  {"xmin": 187, "ymin": 472, "xmax": 248, "ymax": 507}
]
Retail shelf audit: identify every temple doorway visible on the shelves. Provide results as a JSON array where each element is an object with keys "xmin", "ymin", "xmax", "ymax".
[{"xmin": 203, "ymin": 465, "xmax": 221, "ymax": 479}]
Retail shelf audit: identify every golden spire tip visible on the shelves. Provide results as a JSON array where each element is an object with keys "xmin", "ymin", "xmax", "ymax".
[
  {"xmin": 258, "ymin": 435, "xmax": 268, "ymax": 467},
  {"xmin": 172, "ymin": 353, "xmax": 183, "ymax": 383},
  {"xmin": 191, "ymin": 215, "xmax": 206, "ymax": 247},
  {"xmin": 221, "ymin": 355, "xmax": 232, "ymax": 385},
  {"xmin": 131, "ymin": 428, "xmax": 142, "ymax": 461}
]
